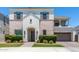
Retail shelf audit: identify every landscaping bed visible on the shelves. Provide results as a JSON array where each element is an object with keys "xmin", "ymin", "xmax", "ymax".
[
  {"xmin": 32, "ymin": 35, "xmax": 64, "ymax": 47},
  {"xmin": 5, "ymin": 34, "xmax": 23, "ymax": 43},
  {"xmin": 39, "ymin": 35, "xmax": 57, "ymax": 43},
  {"xmin": 0, "ymin": 43, "xmax": 23, "ymax": 47},
  {"xmin": 32, "ymin": 43, "xmax": 64, "ymax": 47}
]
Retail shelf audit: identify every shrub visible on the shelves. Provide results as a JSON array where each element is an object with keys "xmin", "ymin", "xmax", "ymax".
[
  {"xmin": 52, "ymin": 35, "xmax": 57, "ymax": 43},
  {"xmin": 10, "ymin": 35, "xmax": 16, "ymax": 42},
  {"xmin": 14, "ymin": 41, "xmax": 18, "ymax": 43},
  {"xmin": 39, "ymin": 35, "xmax": 44, "ymax": 43},
  {"xmin": 14, "ymin": 35, "xmax": 22, "ymax": 42},
  {"xmin": 43, "ymin": 40, "xmax": 48, "ymax": 44},
  {"xmin": 5, "ymin": 34, "xmax": 23, "ymax": 43},
  {"xmin": 19, "ymin": 40, "xmax": 23, "ymax": 43},
  {"xmin": 49, "ymin": 40, "xmax": 53, "ymax": 44},
  {"xmin": 6, "ymin": 40, "xmax": 11, "ymax": 43},
  {"xmin": 5, "ymin": 34, "xmax": 12, "ymax": 40},
  {"xmin": 39, "ymin": 35, "xmax": 57, "ymax": 43},
  {"xmin": 37, "ymin": 40, "xmax": 40, "ymax": 43}
]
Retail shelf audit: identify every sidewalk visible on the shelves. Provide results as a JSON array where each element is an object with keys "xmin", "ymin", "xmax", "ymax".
[{"xmin": 0, "ymin": 47, "xmax": 71, "ymax": 52}]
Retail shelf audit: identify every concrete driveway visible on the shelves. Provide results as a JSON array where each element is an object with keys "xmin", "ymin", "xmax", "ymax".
[
  {"xmin": 57, "ymin": 42, "xmax": 79, "ymax": 47},
  {"xmin": 21, "ymin": 42, "xmax": 79, "ymax": 52},
  {"xmin": 57, "ymin": 42, "xmax": 79, "ymax": 52}
]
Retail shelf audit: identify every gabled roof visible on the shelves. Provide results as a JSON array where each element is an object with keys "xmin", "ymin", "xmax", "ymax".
[
  {"xmin": 9, "ymin": 7, "xmax": 53, "ymax": 9},
  {"xmin": 23, "ymin": 13, "xmax": 40, "ymax": 20}
]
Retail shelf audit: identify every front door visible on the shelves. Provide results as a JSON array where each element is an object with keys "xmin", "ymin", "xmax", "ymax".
[{"xmin": 27, "ymin": 28, "xmax": 35, "ymax": 42}]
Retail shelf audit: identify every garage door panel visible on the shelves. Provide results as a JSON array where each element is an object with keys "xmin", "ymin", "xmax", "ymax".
[{"xmin": 54, "ymin": 33, "xmax": 71, "ymax": 41}]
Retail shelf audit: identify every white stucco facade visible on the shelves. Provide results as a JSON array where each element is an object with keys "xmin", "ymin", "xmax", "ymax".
[{"xmin": 23, "ymin": 14, "xmax": 39, "ymax": 42}]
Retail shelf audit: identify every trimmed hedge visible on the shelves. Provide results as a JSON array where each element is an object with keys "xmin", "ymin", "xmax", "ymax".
[
  {"xmin": 5, "ymin": 34, "xmax": 23, "ymax": 43},
  {"xmin": 39, "ymin": 35, "xmax": 57, "ymax": 43}
]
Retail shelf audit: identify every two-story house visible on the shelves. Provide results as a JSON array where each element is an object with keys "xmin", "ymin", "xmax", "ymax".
[{"xmin": 9, "ymin": 7, "xmax": 76, "ymax": 42}]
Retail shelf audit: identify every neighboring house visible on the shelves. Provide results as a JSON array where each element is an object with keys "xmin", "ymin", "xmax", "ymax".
[
  {"xmin": 9, "ymin": 8, "xmax": 77, "ymax": 42},
  {"xmin": 4, "ymin": 16, "xmax": 9, "ymax": 35},
  {"xmin": 0, "ymin": 13, "xmax": 9, "ymax": 42}
]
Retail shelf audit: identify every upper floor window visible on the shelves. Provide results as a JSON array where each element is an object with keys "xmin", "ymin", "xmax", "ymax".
[
  {"xmin": 40, "ymin": 12, "xmax": 49, "ymax": 20},
  {"xmin": 54, "ymin": 22, "xmax": 59, "ymax": 26},
  {"xmin": 14, "ymin": 12, "xmax": 23, "ymax": 20}
]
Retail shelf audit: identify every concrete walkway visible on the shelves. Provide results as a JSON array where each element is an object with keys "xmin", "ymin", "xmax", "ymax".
[{"xmin": 22, "ymin": 42, "xmax": 34, "ymax": 47}]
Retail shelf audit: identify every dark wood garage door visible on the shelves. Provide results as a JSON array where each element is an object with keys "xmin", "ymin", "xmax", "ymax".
[{"xmin": 54, "ymin": 33, "xmax": 71, "ymax": 41}]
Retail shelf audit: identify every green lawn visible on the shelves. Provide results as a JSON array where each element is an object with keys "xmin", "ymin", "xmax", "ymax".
[
  {"xmin": 0, "ymin": 43, "xmax": 23, "ymax": 47},
  {"xmin": 32, "ymin": 43, "xmax": 64, "ymax": 47}
]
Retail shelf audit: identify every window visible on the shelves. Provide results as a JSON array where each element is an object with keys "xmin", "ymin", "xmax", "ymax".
[
  {"xmin": 54, "ymin": 22, "xmax": 59, "ymax": 26},
  {"xmin": 40, "ymin": 12, "xmax": 49, "ymax": 20},
  {"xmin": 14, "ymin": 12, "xmax": 23, "ymax": 20},
  {"xmin": 15, "ymin": 29, "xmax": 22, "ymax": 35},
  {"xmin": 43, "ymin": 30, "xmax": 47, "ymax": 35},
  {"xmin": 30, "ymin": 19, "xmax": 32, "ymax": 24}
]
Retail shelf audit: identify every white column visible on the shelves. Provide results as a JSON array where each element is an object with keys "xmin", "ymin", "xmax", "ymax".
[
  {"xmin": 23, "ymin": 29, "xmax": 28, "ymax": 43},
  {"xmin": 35, "ymin": 30, "xmax": 37, "ymax": 42},
  {"xmin": 72, "ymin": 31, "xmax": 76, "ymax": 42},
  {"xmin": 78, "ymin": 35, "xmax": 79, "ymax": 42},
  {"xmin": 59, "ymin": 20, "xmax": 61, "ymax": 27},
  {"xmin": 35, "ymin": 29, "xmax": 39, "ymax": 42}
]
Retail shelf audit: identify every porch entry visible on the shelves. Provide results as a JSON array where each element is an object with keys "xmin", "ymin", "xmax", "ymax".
[{"xmin": 27, "ymin": 28, "xmax": 35, "ymax": 42}]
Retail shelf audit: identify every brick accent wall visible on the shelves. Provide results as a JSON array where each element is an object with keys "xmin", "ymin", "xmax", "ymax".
[
  {"xmin": 39, "ymin": 20, "xmax": 54, "ymax": 35},
  {"xmin": 9, "ymin": 21, "xmax": 23, "ymax": 34}
]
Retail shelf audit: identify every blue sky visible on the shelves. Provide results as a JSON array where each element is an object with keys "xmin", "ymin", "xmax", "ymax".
[
  {"xmin": 0, "ymin": 7, "xmax": 79, "ymax": 27},
  {"xmin": 54, "ymin": 7, "xmax": 79, "ymax": 27}
]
